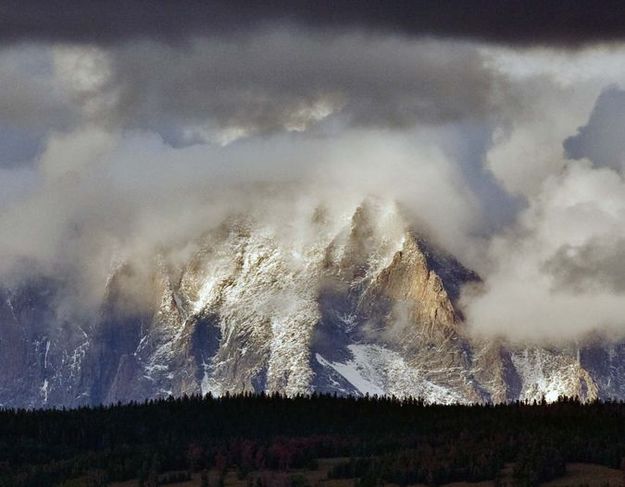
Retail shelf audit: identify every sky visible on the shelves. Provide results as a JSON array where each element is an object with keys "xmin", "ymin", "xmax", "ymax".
[{"xmin": 3, "ymin": 2, "xmax": 625, "ymax": 342}]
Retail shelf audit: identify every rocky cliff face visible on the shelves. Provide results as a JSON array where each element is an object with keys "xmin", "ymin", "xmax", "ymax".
[{"xmin": 0, "ymin": 199, "xmax": 621, "ymax": 407}]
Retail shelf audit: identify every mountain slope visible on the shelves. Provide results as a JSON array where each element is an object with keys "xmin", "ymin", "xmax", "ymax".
[{"xmin": 0, "ymin": 199, "xmax": 619, "ymax": 407}]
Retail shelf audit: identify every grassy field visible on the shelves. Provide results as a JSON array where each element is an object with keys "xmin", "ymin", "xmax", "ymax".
[
  {"xmin": 541, "ymin": 463, "xmax": 623, "ymax": 486},
  {"xmin": 107, "ymin": 460, "xmax": 624, "ymax": 487}
]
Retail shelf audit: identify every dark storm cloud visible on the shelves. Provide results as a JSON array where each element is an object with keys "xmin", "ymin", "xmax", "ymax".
[
  {"xmin": 92, "ymin": 33, "xmax": 502, "ymax": 140},
  {"xmin": 2, "ymin": 0, "xmax": 625, "ymax": 47}
]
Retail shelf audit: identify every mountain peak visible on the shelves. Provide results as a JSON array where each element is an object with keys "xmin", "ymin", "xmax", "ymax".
[{"xmin": 0, "ymin": 201, "xmax": 619, "ymax": 406}]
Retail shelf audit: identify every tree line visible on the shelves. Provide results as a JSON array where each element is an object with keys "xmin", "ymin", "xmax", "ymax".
[{"xmin": 0, "ymin": 393, "xmax": 624, "ymax": 486}]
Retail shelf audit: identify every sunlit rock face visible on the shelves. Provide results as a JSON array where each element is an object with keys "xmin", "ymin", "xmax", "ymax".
[{"xmin": 0, "ymin": 198, "xmax": 619, "ymax": 407}]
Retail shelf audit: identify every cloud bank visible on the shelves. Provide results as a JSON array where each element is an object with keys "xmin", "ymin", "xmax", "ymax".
[
  {"xmin": 463, "ymin": 76, "xmax": 625, "ymax": 342},
  {"xmin": 2, "ymin": 10, "xmax": 625, "ymax": 343},
  {"xmin": 3, "ymin": 0, "xmax": 625, "ymax": 47},
  {"xmin": 60, "ymin": 33, "xmax": 503, "ymax": 142}
]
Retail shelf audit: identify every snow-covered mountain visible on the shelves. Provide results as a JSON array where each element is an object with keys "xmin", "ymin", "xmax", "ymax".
[{"xmin": 1, "ymin": 199, "xmax": 623, "ymax": 408}]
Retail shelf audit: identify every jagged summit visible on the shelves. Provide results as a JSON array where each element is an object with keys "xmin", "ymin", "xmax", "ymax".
[{"xmin": 0, "ymin": 199, "xmax": 622, "ymax": 407}]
